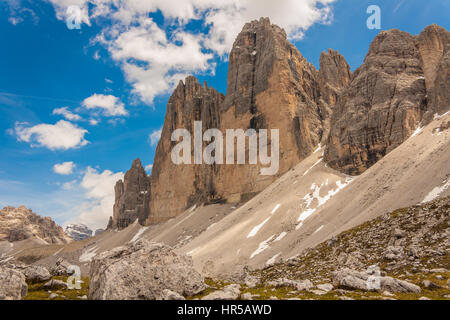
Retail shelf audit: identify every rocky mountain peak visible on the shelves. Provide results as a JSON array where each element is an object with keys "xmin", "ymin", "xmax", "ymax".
[
  {"xmin": 324, "ymin": 25, "xmax": 450, "ymax": 175},
  {"xmin": 111, "ymin": 158, "xmax": 151, "ymax": 229},
  {"xmin": 111, "ymin": 21, "xmax": 448, "ymax": 229},
  {"xmin": 417, "ymin": 24, "xmax": 450, "ymax": 119},
  {"xmin": 131, "ymin": 158, "xmax": 144, "ymax": 169},
  {"xmin": 317, "ymin": 49, "xmax": 352, "ymax": 142},
  {"xmin": 319, "ymin": 49, "xmax": 352, "ymax": 91},
  {"xmin": 64, "ymin": 224, "xmax": 93, "ymax": 241},
  {"xmin": 0, "ymin": 206, "xmax": 71, "ymax": 244}
]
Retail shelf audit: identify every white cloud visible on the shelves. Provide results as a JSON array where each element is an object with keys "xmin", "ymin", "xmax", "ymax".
[
  {"xmin": 149, "ymin": 128, "xmax": 162, "ymax": 146},
  {"xmin": 53, "ymin": 161, "xmax": 75, "ymax": 175},
  {"xmin": 74, "ymin": 167, "xmax": 124, "ymax": 229},
  {"xmin": 82, "ymin": 94, "xmax": 128, "ymax": 116},
  {"xmin": 14, "ymin": 120, "xmax": 89, "ymax": 150},
  {"xmin": 47, "ymin": 0, "xmax": 91, "ymax": 26},
  {"xmin": 89, "ymin": 119, "xmax": 99, "ymax": 125},
  {"xmin": 93, "ymin": 50, "xmax": 101, "ymax": 60},
  {"xmin": 52, "ymin": 107, "xmax": 82, "ymax": 121},
  {"xmin": 62, "ymin": 179, "xmax": 78, "ymax": 190},
  {"xmin": 4, "ymin": 1, "xmax": 39, "ymax": 26},
  {"xmin": 46, "ymin": 0, "xmax": 336, "ymax": 104},
  {"xmin": 145, "ymin": 164, "xmax": 153, "ymax": 172}
]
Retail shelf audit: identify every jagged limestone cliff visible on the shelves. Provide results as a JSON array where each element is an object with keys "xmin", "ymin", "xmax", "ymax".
[{"xmin": 111, "ymin": 20, "xmax": 449, "ymax": 229}]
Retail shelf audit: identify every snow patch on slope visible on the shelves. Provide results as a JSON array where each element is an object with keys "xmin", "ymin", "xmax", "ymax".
[
  {"xmin": 421, "ymin": 179, "xmax": 450, "ymax": 203},
  {"xmin": 266, "ymin": 253, "xmax": 281, "ymax": 265},
  {"xmin": 130, "ymin": 226, "xmax": 149, "ymax": 243},
  {"xmin": 247, "ymin": 204, "xmax": 282, "ymax": 238},
  {"xmin": 296, "ymin": 177, "xmax": 353, "ymax": 229},
  {"xmin": 79, "ymin": 246, "xmax": 99, "ymax": 263},
  {"xmin": 250, "ymin": 235, "xmax": 275, "ymax": 259},
  {"xmin": 247, "ymin": 217, "xmax": 271, "ymax": 238}
]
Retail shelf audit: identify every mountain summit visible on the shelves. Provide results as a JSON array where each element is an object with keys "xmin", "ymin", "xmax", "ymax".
[{"xmin": 110, "ymin": 19, "xmax": 449, "ymax": 230}]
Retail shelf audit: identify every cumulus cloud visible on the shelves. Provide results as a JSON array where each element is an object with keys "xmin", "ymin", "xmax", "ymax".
[
  {"xmin": 82, "ymin": 94, "xmax": 128, "ymax": 116},
  {"xmin": 53, "ymin": 161, "xmax": 75, "ymax": 175},
  {"xmin": 149, "ymin": 128, "xmax": 162, "ymax": 146},
  {"xmin": 46, "ymin": 0, "xmax": 336, "ymax": 104},
  {"xmin": 89, "ymin": 119, "xmax": 99, "ymax": 126},
  {"xmin": 52, "ymin": 107, "xmax": 82, "ymax": 121},
  {"xmin": 75, "ymin": 167, "xmax": 124, "ymax": 229},
  {"xmin": 61, "ymin": 179, "xmax": 78, "ymax": 190},
  {"xmin": 14, "ymin": 120, "xmax": 89, "ymax": 150}
]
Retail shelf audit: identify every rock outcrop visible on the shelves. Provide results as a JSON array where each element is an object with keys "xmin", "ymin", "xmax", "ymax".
[
  {"xmin": 64, "ymin": 224, "xmax": 92, "ymax": 241},
  {"xmin": 0, "ymin": 266, "xmax": 28, "ymax": 300},
  {"xmin": 332, "ymin": 268, "xmax": 421, "ymax": 293},
  {"xmin": 325, "ymin": 26, "xmax": 449, "ymax": 175},
  {"xmin": 148, "ymin": 77, "xmax": 224, "ymax": 223},
  {"xmin": 113, "ymin": 17, "xmax": 340, "ymax": 228},
  {"xmin": 22, "ymin": 265, "xmax": 51, "ymax": 283},
  {"xmin": 201, "ymin": 284, "xmax": 241, "ymax": 300},
  {"xmin": 88, "ymin": 239, "xmax": 206, "ymax": 300},
  {"xmin": 111, "ymin": 20, "xmax": 448, "ymax": 228},
  {"xmin": 0, "ymin": 206, "xmax": 71, "ymax": 244},
  {"xmin": 255, "ymin": 196, "xmax": 449, "ymax": 296},
  {"xmin": 419, "ymin": 25, "xmax": 450, "ymax": 119},
  {"xmin": 111, "ymin": 159, "xmax": 151, "ymax": 228},
  {"xmin": 317, "ymin": 49, "xmax": 352, "ymax": 143}
]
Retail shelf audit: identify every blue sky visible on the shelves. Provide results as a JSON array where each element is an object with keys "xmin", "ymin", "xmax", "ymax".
[{"xmin": 0, "ymin": 0, "xmax": 448, "ymax": 229}]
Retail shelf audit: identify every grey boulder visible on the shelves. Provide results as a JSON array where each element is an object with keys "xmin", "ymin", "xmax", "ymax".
[
  {"xmin": 88, "ymin": 239, "xmax": 206, "ymax": 300},
  {"xmin": 267, "ymin": 278, "xmax": 314, "ymax": 291},
  {"xmin": 0, "ymin": 266, "xmax": 28, "ymax": 300},
  {"xmin": 202, "ymin": 284, "xmax": 241, "ymax": 300},
  {"xmin": 23, "ymin": 265, "xmax": 51, "ymax": 283},
  {"xmin": 332, "ymin": 268, "xmax": 421, "ymax": 293}
]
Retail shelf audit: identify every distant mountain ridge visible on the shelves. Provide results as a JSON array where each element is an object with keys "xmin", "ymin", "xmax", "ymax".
[
  {"xmin": 64, "ymin": 224, "xmax": 93, "ymax": 241},
  {"xmin": 0, "ymin": 206, "xmax": 71, "ymax": 244}
]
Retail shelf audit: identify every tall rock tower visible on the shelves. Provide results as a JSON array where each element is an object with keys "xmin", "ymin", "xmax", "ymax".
[
  {"xmin": 111, "ymin": 18, "xmax": 352, "ymax": 228},
  {"xmin": 324, "ymin": 26, "xmax": 450, "ymax": 175}
]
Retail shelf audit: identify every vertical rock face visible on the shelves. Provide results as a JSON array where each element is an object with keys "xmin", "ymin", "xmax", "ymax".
[
  {"xmin": 147, "ymin": 17, "xmax": 332, "ymax": 224},
  {"xmin": 324, "ymin": 26, "xmax": 449, "ymax": 175},
  {"xmin": 0, "ymin": 206, "xmax": 71, "ymax": 244},
  {"xmin": 147, "ymin": 77, "xmax": 224, "ymax": 223},
  {"xmin": 317, "ymin": 49, "xmax": 353, "ymax": 143},
  {"xmin": 417, "ymin": 25, "xmax": 450, "ymax": 118},
  {"xmin": 112, "ymin": 18, "xmax": 334, "ymax": 228},
  {"xmin": 213, "ymin": 17, "xmax": 327, "ymax": 203},
  {"xmin": 112, "ymin": 159, "xmax": 151, "ymax": 228},
  {"xmin": 111, "ymin": 19, "xmax": 448, "ymax": 228},
  {"xmin": 325, "ymin": 29, "xmax": 428, "ymax": 175}
]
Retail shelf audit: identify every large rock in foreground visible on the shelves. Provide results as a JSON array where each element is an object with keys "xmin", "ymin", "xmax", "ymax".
[
  {"xmin": 88, "ymin": 239, "xmax": 206, "ymax": 300},
  {"xmin": 0, "ymin": 266, "xmax": 28, "ymax": 300},
  {"xmin": 23, "ymin": 265, "xmax": 51, "ymax": 283}
]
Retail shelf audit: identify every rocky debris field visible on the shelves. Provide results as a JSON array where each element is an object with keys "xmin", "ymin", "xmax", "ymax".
[
  {"xmin": 189, "ymin": 196, "xmax": 449, "ymax": 300},
  {"xmin": 1, "ymin": 197, "xmax": 448, "ymax": 300},
  {"xmin": 237, "ymin": 196, "xmax": 449, "ymax": 300}
]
